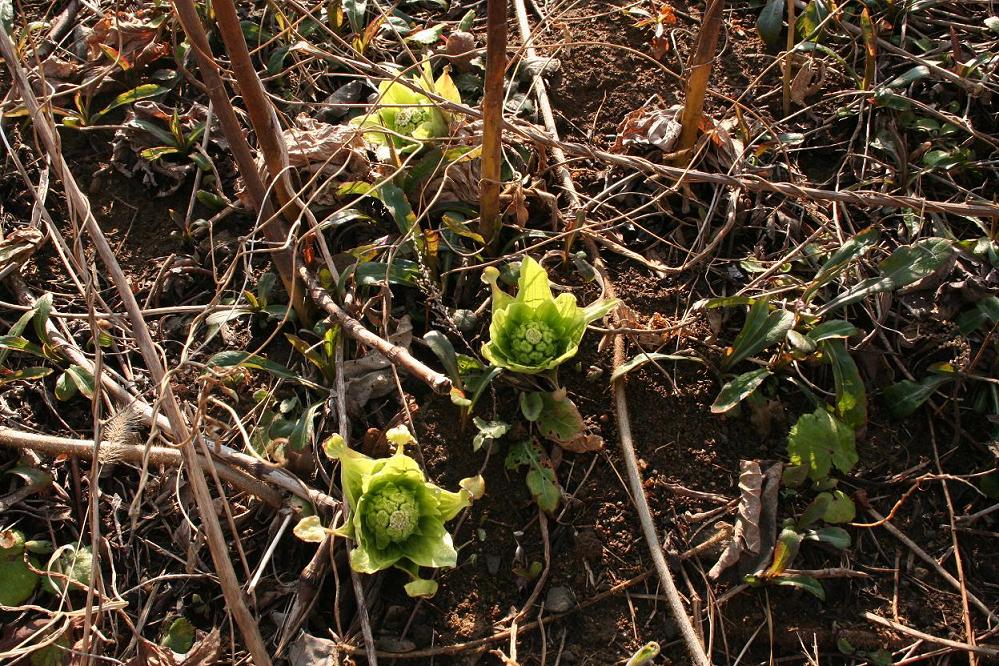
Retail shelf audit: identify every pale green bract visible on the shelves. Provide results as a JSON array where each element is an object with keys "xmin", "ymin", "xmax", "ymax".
[
  {"xmin": 324, "ymin": 427, "xmax": 483, "ymax": 597},
  {"xmin": 352, "ymin": 63, "xmax": 462, "ymax": 156},
  {"xmin": 481, "ymin": 257, "xmax": 618, "ymax": 374}
]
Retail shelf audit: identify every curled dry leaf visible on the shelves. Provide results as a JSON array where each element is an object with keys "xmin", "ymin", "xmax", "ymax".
[
  {"xmin": 0, "ymin": 227, "xmax": 45, "ymax": 274},
  {"xmin": 561, "ymin": 433, "xmax": 604, "ymax": 453},
  {"xmin": 343, "ymin": 316, "xmax": 413, "ymax": 416},
  {"xmin": 85, "ymin": 10, "xmax": 171, "ymax": 71},
  {"xmin": 709, "ymin": 460, "xmax": 763, "ymax": 579},
  {"xmin": 267, "ymin": 115, "xmax": 370, "ymax": 206},
  {"xmin": 611, "ymin": 101, "xmax": 683, "ymax": 154},
  {"xmin": 787, "ymin": 55, "xmax": 828, "ymax": 106}
]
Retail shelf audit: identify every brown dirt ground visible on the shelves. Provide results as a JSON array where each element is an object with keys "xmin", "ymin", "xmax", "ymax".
[{"xmin": 2, "ymin": 0, "xmax": 997, "ymax": 664}]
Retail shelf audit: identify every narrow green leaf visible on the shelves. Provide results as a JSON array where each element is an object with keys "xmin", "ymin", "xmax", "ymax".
[
  {"xmin": 711, "ymin": 368, "xmax": 772, "ymax": 414},
  {"xmin": 288, "ymin": 402, "xmax": 323, "ymax": 451},
  {"xmin": 611, "ymin": 352, "xmax": 700, "ymax": 382},
  {"xmin": 819, "ymin": 238, "xmax": 954, "ymax": 315},
  {"xmin": 804, "ymin": 227, "xmax": 880, "ymax": 298},
  {"xmin": 805, "ymin": 320, "xmax": 858, "ymax": 343},
  {"xmin": 822, "ymin": 340, "xmax": 867, "ymax": 430},
  {"xmin": 773, "ymin": 574, "xmax": 826, "ymax": 600},
  {"xmin": 0, "ymin": 366, "xmax": 53, "ymax": 386},
  {"xmin": 757, "ymin": 0, "xmax": 786, "ymax": 48},
  {"xmin": 93, "ymin": 84, "xmax": 170, "ymax": 121},
  {"xmin": 722, "ymin": 299, "xmax": 795, "ymax": 369},
  {"xmin": 423, "ymin": 330, "xmax": 462, "ymax": 387},
  {"xmin": 33, "ymin": 293, "xmax": 53, "ymax": 345}
]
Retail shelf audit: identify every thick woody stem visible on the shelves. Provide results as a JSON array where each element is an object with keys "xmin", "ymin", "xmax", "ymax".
[
  {"xmin": 675, "ymin": 0, "xmax": 724, "ymax": 165},
  {"xmin": 170, "ymin": 0, "xmax": 311, "ymax": 324},
  {"xmin": 478, "ymin": 0, "xmax": 508, "ymax": 247}
]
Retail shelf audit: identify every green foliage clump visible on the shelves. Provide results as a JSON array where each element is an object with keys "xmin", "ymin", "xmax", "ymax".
[
  {"xmin": 481, "ymin": 257, "xmax": 617, "ymax": 374},
  {"xmin": 0, "ymin": 530, "xmax": 39, "ymax": 607}
]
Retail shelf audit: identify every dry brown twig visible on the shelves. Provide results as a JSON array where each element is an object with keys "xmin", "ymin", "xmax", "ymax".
[
  {"xmin": 0, "ymin": 427, "xmax": 284, "ymax": 508},
  {"xmin": 301, "ymin": 266, "xmax": 452, "ymax": 394},
  {"xmin": 3, "ymin": 274, "xmax": 340, "ymax": 512}
]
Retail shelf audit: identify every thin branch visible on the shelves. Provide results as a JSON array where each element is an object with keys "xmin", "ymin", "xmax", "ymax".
[
  {"xmin": 301, "ymin": 266, "xmax": 452, "ymax": 394},
  {"xmin": 0, "ymin": 427, "xmax": 284, "ymax": 508}
]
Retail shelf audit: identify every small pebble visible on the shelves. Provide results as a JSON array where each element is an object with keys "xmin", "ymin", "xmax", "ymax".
[{"xmin": 546, "ymin": 586, "xmax": 576, "ymax": 613}]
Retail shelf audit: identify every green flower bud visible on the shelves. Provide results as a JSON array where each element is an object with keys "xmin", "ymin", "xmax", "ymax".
[
  {"xmin": 509, "ymin": 320, "xmax": 558, "ymax": 366},
  {"xmin": 351, "ymin": 63, "xmax": 463, "ymax": 155},
  {"xmin": 364, "ymin": 483, "xmax": 420, "ymax": 546},
  {"xmin": 318, "ymin": 433, "xmax": 484, "ymax": 598},
  {"xmin": 481, "ymin": 257, "xmax": 619, "ymax": 374},
  {"xmin": 394, "ymin": 107, "xmax": 431, "ymax": 135}
]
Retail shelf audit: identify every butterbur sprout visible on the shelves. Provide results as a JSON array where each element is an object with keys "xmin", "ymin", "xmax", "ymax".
[
  {"xmin": 481, "ymin": 256, "xmax": 618, "ymax": 375},
  {"xmin": 322, "ymin": 428, "xmax": 483, "ymax": 597},
  {"xmin": 352, "ymin": 62, "xmax": 462, "ymax": 157}
]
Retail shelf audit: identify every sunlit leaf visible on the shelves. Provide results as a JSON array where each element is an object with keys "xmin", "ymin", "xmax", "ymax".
[
  {"xmin": 711, "ymin": 368, "xmax": 772, "ymax": 414},
  {"xmin": 722, "ymin": 299, "xmax": 795, "ymax": 369}
]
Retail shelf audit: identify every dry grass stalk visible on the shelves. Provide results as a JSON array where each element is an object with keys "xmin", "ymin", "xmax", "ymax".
[{"xmin": 0, "ymin": 26, "xmax": 274, "ymax": 664}]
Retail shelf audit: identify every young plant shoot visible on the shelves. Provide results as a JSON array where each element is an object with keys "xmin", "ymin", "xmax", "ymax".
[
  {"xmin": 481, "ymin": 257, "xmax": 618, "ymax": 375},
  {"xmin": 353, "ymin": 62, "xmax": 462, "ymax": 158},
  {"xmin": 321, "ymin": 426, "xmax": 483, "ymax": 597}
]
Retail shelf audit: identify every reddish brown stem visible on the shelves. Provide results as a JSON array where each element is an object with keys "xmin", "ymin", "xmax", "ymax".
[
  {"xmin": 172, "ymin": 0, "xmax": 311, "ymax": 323},
  {"xmin": 675, "ymin": 0, "xmax": 724, "ymax": 165},
  {"xmin": 478, "ymin": 0, "xmax": 508, "ymax": 247}
]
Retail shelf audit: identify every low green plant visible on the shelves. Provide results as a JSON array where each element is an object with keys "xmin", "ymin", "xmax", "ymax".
[
  {"xmin": 296, "ymin": 426, "xmax": 483, "ymax": 597},
  {"xmin": 481, "ymin": 256, "xmax": 617, "ymax": 375},
  {"xmin": 353, "ymin": 63, "xmax": 462, "ymax": 158}
]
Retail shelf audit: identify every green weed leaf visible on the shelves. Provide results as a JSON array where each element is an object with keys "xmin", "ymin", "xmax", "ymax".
[{"xmin": 787, "ymin": 408, "xmax": 857, "ymax": 481}]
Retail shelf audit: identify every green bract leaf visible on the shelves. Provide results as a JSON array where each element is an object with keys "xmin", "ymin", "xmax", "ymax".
[
  {"xmin": 321, "ymin": 428, "xmax": 479, "ymax": 596},
  {"xmin": 293, "ymin": 515, "xmax": 329, "ymax": 543},
  {"xmin": 352, "ymin": 62, "xmax": 462, "ymax": 154},
  {"xmin": 506, "ymin": 439, "xmax": 560, "ymax": 513},
  {"xmin": 787, "ymin": 409, "xmax": 858, "ymax": 481},
  {"xmin": 472, "ymin": 417, "xmax": 510, "ymax": 451},
  {"xmin": 520, "ymin": 391, "xmax": 543, "ymax": 421},
  {"xmin": 160, "ymin": 617, "xmax": 196, "ymax": 654},
  {"xmin": 481, "ymin": 257, "xmax": 618, "ymax": 374}
]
